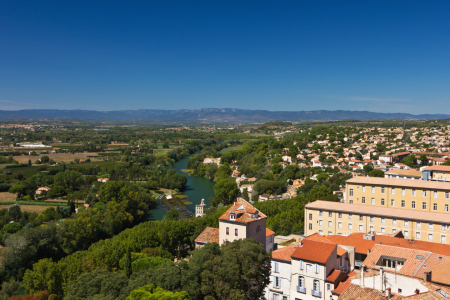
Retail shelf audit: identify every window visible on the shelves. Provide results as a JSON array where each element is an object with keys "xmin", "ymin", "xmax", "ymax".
[
  {"xmin": 328, "ymin": 221, "xmax": 332, "ymax": 227},
  {"xmin": 329, "ymin": 212, "xmax": 332, "ymax": 217},
  {"xmin": 306, "ymin": 264, "xmax": 312, "ymax": 273},
  {"xmin": 422, "ymin": 202, "xmax": 427, "ymax": 210},
  {"xmin": 327, "ymin": 284, "xmax": 331, "ymax": 291},
  {"xmin": 328, "ymin": 231, "xmax": 332, "ymax": 235},
  {"xmin": 274, "ymin": 262, "xmax": 279, "ymax": 273},
  {"xmin": 299, "ymin": 260, "xmax": 304, "ymax": 270},
  {"xmin": 428, "ymin": 234, "xmax": 433, "ymax": 242},
  {"xmin": 416, "ymin": 222, "xmax": 421, "ymax": 229},
  {"xmin": 226, "ymin": 227, "xmax": 229, "ymax": 235},
  {"xmin": 298, "ymin": 276, "xmax": 305, "ymax": 287},
  {"xmin": 442, "ymin": 225, "xmax": 447, "ymax": 231},
  {"xmin": 319, "ymin": 230, "xmax": 323, "ymax": 235},
  {"xmin": 370, "ymin": 216, "xmax": 374, "ymax": 222},
  {"xmin": 273, "ymin": 294, "xmax": 279, "ymax": 300},
  {"xmin": 393, "ymin": 219, "xmax": 397, "ymax": 225},
  {"xmin": 381, "ymin": 217, "xmax": 385, "ymax": 224},
  {"xmin": 315, "ymin": 263, "xmax": 319, "ymax": 274},
  {"xmin": 308, "ymin": 223, "xmax": 312, "ymax": 230},
  {"xmin": 412, "ymin": 201, "xmax": 416, "ymax": 209},
  {"xmin": 392, "ymin": 229, "xmax": 397, "ymax": 233},
  {"xmin": 434, "ymin": 203, "xmax": 438, "ymax": 211},
  {"xmin": 313, "ymin": 280, "xmax": 320, "ymax": 291},
  {"xmin": 446, "ymin": 192, "xmax": 449, "ymax": 199},
  {"xmin": 404, "ymin": 220, "xmax": 409, "ymax": 227},
  {"xmin": 442, "ymin": 235, "xmax": 446, "ymax": 244},
  {"xmin": 398, "ymin": 288, "xmax": 402, "ymax": 294},
  {"xmin": 319, "ymin": 210, "xmax": 323, "ymax": 216},
  {"xmin": 423, "ymin": 190, "xmax": 427, "ymax": 197},
  {"xmin": 381, "ymin": 198, "xmax": 385, "ymax": 205},
  {"xmin": 416, "ymin": 232, "xmax": 421, "ymax": 239},
  {"xmin": 392, "ymin": 188, "xmax": 395, "ymax": 195},
  {"xmin": 319, "ymin": 220, "xmax": 323, "ymax": 226},
  {"xmin": 402, "ymin": 188, "xmax": 406, "ymax": 196},
  {"xmin": 370, "ymin": 225, "xmax": 374, "ymax": 232},
  {"xmin": 348, "ymin": 223, "xmax": 353, "ymax": 230},
  {"xmin": 349, "ymin": 188, "xmax": 354, "ymax": 196},
  {"xmin": 359, "ymin": 215, "xmax": 363, "ymax": 221},
  {"xmin": 309, "ymin": 213, "xmax": 312, "ymax": 220},
  {"xmin": 446, "ymin": 204, "xmax": 449, "ymax": 212},
  {"xmin": 381, "ymin": 187, "xmax": 385, "ymax": 194},
  {"xmin": 338, "ymin": 213, "xmax": 342, "ymax": 218},
  {"xmin": 338, "ymin": 222, "xmax": 342, "ymax": 229},
  {"xmin": 372, "ymin": 186, "xmax": 375, "ymax": 193},
  {"xmin": 371, "ymin": 198, "xmax": 375, "ymax": 205},
  {"xmin": 235, "ymin": 228, "xmax": 238, "ymax": 236},
  {"xmin": 362, "ymin": 197, "xmax": 366, "ymax": 204},
  {"xmin": 429, "ymin": 223, "xmax": 433, "ymax": 230},
  {"xmin": 283, "ymin": 297, "xmax": 287, "ymax": 300},
  {"xmin": 362, "ymin": 185, "xmax": 366, "ymax": 192},
  {"xmin": 359, "ymin": 225, "xmax": 363, "ymax": 232},
  {"xmin": 349, "ymin": 214, "xmax": 353, "ymax": 220},
  {"xmin": 401, "ymin": 200, "xmax": 405, "ymax": 207},
  {"xmin": 381, "ymin": 227, "xmax": 385, "ymax": 233},
  {"xmin": 404, "ymin": 230, "xmax": 409, "ymax": 238},
  {"xmin": 391, "ymin": 199, "xmax": 395, "ymax": 207},
  {"xmin": 434, "ymin": 191, "xmax": 438, "ymax": 198},
  {"xmin": 412, "ymin": 189, "xmax": 416, "ymax": 196}
]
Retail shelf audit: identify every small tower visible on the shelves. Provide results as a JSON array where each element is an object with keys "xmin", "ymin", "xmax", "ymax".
[{"xmin": 195, "ymin": 198, "xmax": 206, "ymax": 217}]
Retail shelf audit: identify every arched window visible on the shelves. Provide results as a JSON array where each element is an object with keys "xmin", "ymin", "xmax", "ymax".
[{"xmin": 298, "ymin": 276, "xmax": 305, "ymax": 287}]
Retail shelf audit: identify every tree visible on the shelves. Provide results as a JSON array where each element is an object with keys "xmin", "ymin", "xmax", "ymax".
[
  {"xmin": 28, "ymin": 159, "xmax": 32, "ymax": 166},
  {"xmin": 125, "ymin": 245, "xmax": 132, "ymax": 279},
  {"xmin": 363, "ymin": 164, "xmax": 374, "ymax": 174},
  {"xmin": 214, "ymin": 178, "xmax": 239, "ymax": 205},
  {"xmin": 368, "ymin": 169, "xmax": 385, "ymax": 177},
  {"xmin": 40, "ymin": 156, "xmax": 50, "ymax": 163},
  {"xmin": 126, "ymin": 285, "xmax": 188, "ymax": 300},
  {"xmin": 162, "ymin": 209, "xmax": 180, "ymax": 221},
  {"xmin": 9, "ymin": 185, "xmax": 27, "ymax": 199},
  {"xmin": 242, "ymin": 188, "xmax": 249, "ymax": 201},
  {"xmin": 8, "ymin": 204, "xmax": 22, "ymax": 221}
]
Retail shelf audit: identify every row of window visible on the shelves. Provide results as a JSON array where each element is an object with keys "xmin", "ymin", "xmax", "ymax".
[
  {"xmin": 349, "ymin": 186, "xmax": 450, "ymax": 199},
  {"xmin": 352, "ymin": 197, "xmax": 450, "ymax": 211},
  {"xmin": 225, "ymin": 227, "xmax": 239, "ymax": 236}
]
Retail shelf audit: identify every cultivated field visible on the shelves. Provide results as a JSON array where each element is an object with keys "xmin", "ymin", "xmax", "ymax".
[
  {"xmin": 0, "ymin": 192, "xmax": 17, "ymax": 202},
  {"xmin": 0, "ymin": 204, "xmax": 54, "ymax": 214},
  {"xmin": 13, "ymin": 153, "xmax": 100, "ymax": 163}
]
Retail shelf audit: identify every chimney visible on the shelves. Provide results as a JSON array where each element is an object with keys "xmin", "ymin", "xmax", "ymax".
[
  {"xmin": 380, "ymin": 268, "xmax": 384, "ymax": 291},
  {"xmin": 386, "ymin": 288, "xmax": 391, "ymax": 299},
  {"xmin": 361, "ymin": 266, "xmax": 365, "ymax": 288},
  {"xmin": 415, "ymin": 289, "xmax": 420, "ymax": 294},
  {"xmin": 424, "ymin": 271, "xmax": 432, "ymax": 282}
]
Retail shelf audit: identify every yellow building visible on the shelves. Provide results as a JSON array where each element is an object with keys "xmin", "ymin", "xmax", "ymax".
[
  {"xmin": 344, "ymin": 177, "xmax": 450, "ymax": 214},
  {"xmin": 305, "ymin": 201, "xmax": 450, "ymax": 244}
]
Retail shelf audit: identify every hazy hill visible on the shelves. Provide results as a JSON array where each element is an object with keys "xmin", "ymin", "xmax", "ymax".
[{"xmin": 0, "ymin": 108, "xmax": 448, "ymax": 123}]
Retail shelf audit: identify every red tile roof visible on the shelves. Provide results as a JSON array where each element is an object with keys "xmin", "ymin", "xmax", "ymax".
[
  {"xmin": 271, "ymin": 245, "xmax": 299, "ymax": 262},
  {"xmin": 337, "ymin": 284, "xmax": 403, "ymax": 300},
  {"xmin": 304, "ymin": 233, "xmax": 348, "ymax": 256},
  {"xmin": 219, "ymin": 198, "xmax": 267, "ymax": 223},
  {"xmin": 195, "ymin": 227, "xmax": 219, "ymax": 244},
  {"xmin": 326, "ymin": 269, "xmax": 345, "ymax": 282},
  {"xmin": 291, "ymin": 239, "xmax": 336, "ymax": 264},
  {"xmin": 266, "ymin": 228, "xmax": 275, "ymax": 237}
]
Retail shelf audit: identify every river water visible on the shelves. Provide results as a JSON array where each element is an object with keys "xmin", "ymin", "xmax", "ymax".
[{"xmin": 145, "ymin": 153, "xmax": 215, "ymax": 221}]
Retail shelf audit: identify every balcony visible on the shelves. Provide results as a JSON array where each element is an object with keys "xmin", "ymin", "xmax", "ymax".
[
  {"xmin": 296, "ymin": 286, "xmax": 306, "ymax": 293},
  {"xmin": 311, "ymin": 289, "xmax": 322, "ymax": 297}
]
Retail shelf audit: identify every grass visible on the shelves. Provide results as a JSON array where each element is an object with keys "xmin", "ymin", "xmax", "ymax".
[
  {"xmin": 0, "ymin": 192, "xmax": 16, "ymax": 202},
  {"xmin": 0, "ymin": 204, "xmax": 55, "ymax": 214},
  {"xmin": 220, "ymin": 145, "xmax": 243, "ymax": 154},
  {"xmin": 13, "ymin": 153, "xmax": 100, "ymax": 164}
]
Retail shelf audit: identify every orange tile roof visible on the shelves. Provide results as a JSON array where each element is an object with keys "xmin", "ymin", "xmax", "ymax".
[
  {"xmin": 219, "ymin": 198, "xmax": 267, "ymax": 223},
  {"xmin": 346, "ymin": 176, "xmax": 450, "ymax": 190},
  {"xmin": 326, "ymin": 269, "xmax": 345, "ymax": 282},
  {"xmin": 195, "ymin": 227, "xmax": 219, "ymax": 244},
  {"xmin": 423, "ymin": 165, "xmax": 450, "ymax": 172},
  {"xmin": 337, "ymin": 284, "xmax": 403, "ymax": 300},
  {"xmin": 418, "ymin": 253, "xmax": 450, "ymax": 286},
  {"xmin": 362, "ymin": 244, "xmax": 430, "ymax": 277},
  {"xmin": 304, "ymin": 233, "xmax": 348, "ymax": 256},
  {"xmin": 271, "ymin": 245, "xmax": 299, "ymax": 262},
  {"xmin": 291, "ymin": 239, "xmax": 336, "ymax": 264},
  {"xmin": 266, "ymin": 228, "xmax": 275, "ymax": 237},
  {"xmin": 306, "ymin": 200, "xmax": 450, "ymax": 224}
]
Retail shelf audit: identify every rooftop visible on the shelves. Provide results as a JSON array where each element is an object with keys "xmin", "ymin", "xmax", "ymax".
[
  {"xmin": 195, "ymin": 227, "xmax": 219, "ymax": 244},
  {"xmin": 219, "ymin": 198, "xmax": 267, "ymax": 223},
  {"xmin": 346, "ymin": 176, "xmax": 450, "ymax": 190},
  {"xmin": 291, "ymin": 239, "xmax": 336, "ymax": 264}
]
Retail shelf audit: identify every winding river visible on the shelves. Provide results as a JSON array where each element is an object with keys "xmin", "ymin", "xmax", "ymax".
[{"xmin": 145, "ymin": 153, "xmax": 216, "ymax": 221}]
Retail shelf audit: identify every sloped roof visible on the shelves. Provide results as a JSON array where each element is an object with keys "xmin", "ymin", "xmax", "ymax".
[
  {"xmin": 271, "ymin": 245, "xmax": 299, "ymax": 262},
  {"xmin": 219, "ymin": 198, "xmax": 267, "ymax": 223},
  {"xmin": 304, "ymin": 233, "xmax": 348, "ymax": 256},
  {"xmin": 266, "ymin": 228, "xmax": 275, "ymax": 237},
  {"xmin": 418, "ymin": 253, "xmax": 450, "ymax": 286},
  {"xmin": 346, "ymin": 176, "xmax": 450, "ymax": 190},
  {"xmin": 326, "ymin": 269, "xmax": 345, "ymax": 282},
  {"xmin": 338, "ymin": 284, "xmax": 403, "ymax": 300},
  {"xmin": 291, "ymin": 239, "xmax": 336, "ymax": 264},
  {"xmin": 195, "ymin": 227, "xmax": 219, "ymax": 244}
]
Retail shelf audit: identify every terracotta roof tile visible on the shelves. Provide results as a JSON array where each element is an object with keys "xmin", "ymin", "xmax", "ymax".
[
  {"xmin": 195, "ymin": 227, "xmax": 219, "ymax": 244},
  {"xmin": 266, "ymin": 228, "xmax": 275, "ymax": 237},
  {"xmin": 271, "ymin": 245, "xmax": 299, "ymax": 262},
  {"xmin": 219, "ymin": 198, "xmax": 267, "ymax": 223},
  {"xmin": 346, "ymin": 176, "xmax": 450, "ymax": 190},
  {"xmin": 326, "ymin": 269, "xmax": 345, "ymax": 282},
  {"xmin": 291, "ymin": 239, "xmax": 336, "ymax": 264},
  {"xmin": 337, "ymin": 284, "xmax": 403, "ymax": 300}
]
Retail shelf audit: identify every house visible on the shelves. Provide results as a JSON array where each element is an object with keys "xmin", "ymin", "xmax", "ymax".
[
  {"xmin": 203, "ymin": 157, "xmax": 220, "ymax": 165},
  {"xmin": 195, "ymin": 198, "xmax": 269, "ymax": 251},
  {"xmin": 259, "ymin": 194, "xmax": 270, "ymax": 201},
  {"xmin": 35, "ymin": 186, "xmax": 50, "ymax": 195},
  {"xmin": 282, "ymin": 155, "xmax": 292, "ymax": 163},
  {"xmin": 312, "ymin": 160, "xmax": 322, "ymax": 167},
  {"xmin": 384, "ymin": 169, "xmax": 422, "ymax": 180},
  {"xmin": 97, "ymin": 178, "xmax": 109, "ymax": 183},
  {"xmin": 266, "ymin": 228, "xmax": 275, "ymax": 252},
  {"xmin": 379, "ymin": 154, "xmax": 393, "ymax": 163}
]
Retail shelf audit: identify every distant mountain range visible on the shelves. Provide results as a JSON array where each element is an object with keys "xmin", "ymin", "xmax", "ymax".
[{"xmin": 0, "ymin": 108, "xmax": 448, "ymax": 123}]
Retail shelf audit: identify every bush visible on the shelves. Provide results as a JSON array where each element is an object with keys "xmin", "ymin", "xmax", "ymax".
[{"xmin": 3, "ymin": 222, "xmax": 22, "ymax": 234}]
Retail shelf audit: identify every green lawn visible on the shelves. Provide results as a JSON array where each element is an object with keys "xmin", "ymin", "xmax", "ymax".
[{"xmin": 220, "ymin": 145, "xmax": 243, "ymax": 154}]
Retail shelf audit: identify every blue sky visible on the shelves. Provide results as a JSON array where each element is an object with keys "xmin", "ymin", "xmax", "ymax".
[{"xmin": 0, "ymin": 1, "xmax": 449, "ymax": 114}]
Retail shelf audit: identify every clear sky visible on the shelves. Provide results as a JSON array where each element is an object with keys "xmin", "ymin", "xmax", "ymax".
[{"xmin": 0, "ymin": 1, "xmax": 449, "ymax": 114}]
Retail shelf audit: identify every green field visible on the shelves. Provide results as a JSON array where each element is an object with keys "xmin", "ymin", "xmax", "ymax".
[{"xmin": 220, "ymin": 145, "xmax": 243, "ymax": 154}]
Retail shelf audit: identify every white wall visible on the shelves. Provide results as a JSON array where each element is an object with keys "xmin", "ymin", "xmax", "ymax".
[{"xmin": 264, "ymin": 260, "xmax": 291, "ymax": 300}]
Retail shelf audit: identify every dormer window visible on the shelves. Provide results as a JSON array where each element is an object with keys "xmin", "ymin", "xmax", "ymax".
[{"xmin": 230, "ymin": 212, "xmax": 236, "ymax": 221}]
